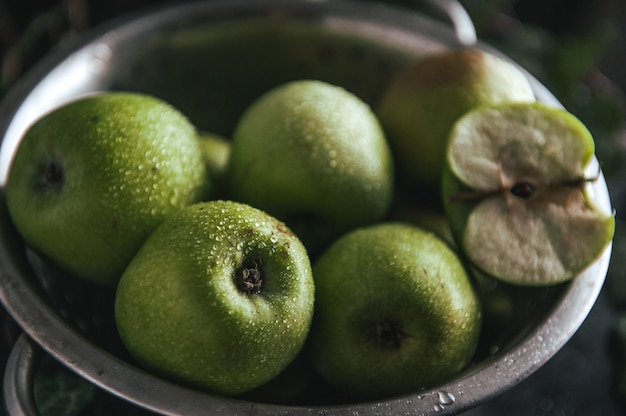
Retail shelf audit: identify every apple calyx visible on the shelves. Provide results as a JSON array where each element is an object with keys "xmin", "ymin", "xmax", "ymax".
[
  {"xmin": 369, "ymin": 319, "xmax": 406, "ymax": 350},
  {"xmin": 39, "ymin": 161, "xmax": 65, "ymax": 192},
  {"xmin": 237, "ymin": 256, "xmax": 263, "ymax": 295}
]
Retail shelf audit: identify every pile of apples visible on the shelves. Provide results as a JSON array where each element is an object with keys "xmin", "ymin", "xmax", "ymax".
[{"xmin": 3, "ymin": 48, "xmax": 614, "ymax": 403}]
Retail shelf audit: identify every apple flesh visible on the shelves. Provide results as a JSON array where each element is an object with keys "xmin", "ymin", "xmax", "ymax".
[
  {"xmin": 442, "ymin": 102, "xmax": 615, "ymax": 286},
  {"xmin": 114, "ymin": 200, "xmax": 315, "ymax": 396},
  {"xmin": 307, "ymin": 222, "xmax": 481, "ymax": 400},
  {"xmin": 5, "ymin": 92, "xmax": 210, "ymax": 286}
]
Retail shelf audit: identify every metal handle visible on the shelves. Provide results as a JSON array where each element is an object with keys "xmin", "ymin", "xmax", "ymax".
[
  {"xmin": 4, "ymin": 333, "xmax": 41, "ymax": 416},
  {"xmin": 418, "ymin": 0, "xmax": 478, "ymax": 45}
]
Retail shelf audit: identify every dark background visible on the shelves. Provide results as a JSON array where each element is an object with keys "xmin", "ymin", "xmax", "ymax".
[{"xmin": 1, "ymin": 0, "xmax": 626, "ymax": 415}]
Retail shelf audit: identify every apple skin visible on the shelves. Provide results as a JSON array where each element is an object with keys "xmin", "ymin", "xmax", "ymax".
[
  {"xmin": 227, "ymin": 80, "xmax": 394, "ymax": 253},
  {"xmin": 114, "ymin": 200, "xmax": 315, "ymax": 396},
  {"xmin": 377, "ymin": 48, "xmax": 535, "ymax": 190},
  {"xmin": 5, "ymin": 92, "xmax": 210, "ymax": 286},
  {"xmin": 307, "ymin": 222, "xmax": 481, "ymax": 400},
  {"xmin": 198, "ymin": 131, "xmax": 231, "ymax": 199}
]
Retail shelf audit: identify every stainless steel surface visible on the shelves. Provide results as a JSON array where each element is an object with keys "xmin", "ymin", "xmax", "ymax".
[
  {"xmin": 3, "ymin": 335, "xmax": 41, "ymax": 416},
  {"xmin": 0, "ymin": 0, "xmax": 613, "ymax": 415},
  {"xmin": 419, "ymin": 0, "xmax": 477, "ymax": 45}
]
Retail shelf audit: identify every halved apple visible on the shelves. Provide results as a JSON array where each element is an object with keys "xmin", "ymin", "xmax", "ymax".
[{"xmin": 442, "ymin": 102, "xmax": 614, "ymax": 286}]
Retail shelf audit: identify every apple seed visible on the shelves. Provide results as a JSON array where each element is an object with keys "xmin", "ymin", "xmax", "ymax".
[{"xmin": 509, "ymin": 182, "xmax": 534, "ymax": 199}]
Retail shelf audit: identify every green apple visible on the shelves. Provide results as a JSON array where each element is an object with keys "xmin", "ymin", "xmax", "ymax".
[
  {"xmin": 227, "ymin": 80, "xmax": 394, "ymax": 253},
  {"xmin": 307, "ymin": 222, "xmax": 481, "ymax": 400},
  {"xmin": 442, "ymin": 102, "xmax": 615, "ymax": 286},
  {"xmin": 5, "ymin": 92, "xmax": 210, "ymax": 286},
  {"xmin": 114, "ymin": 200, "xmax": 315, "ymax": 396},
  {"xmin": 377, "ymin": 48, "xmax": 536, "ymax": 190},
  {"xmin": 198, "ymin": 131, "xmax": 231, "ymax": 197}
]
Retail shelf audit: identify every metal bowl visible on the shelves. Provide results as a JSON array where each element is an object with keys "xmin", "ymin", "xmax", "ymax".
[{"xmin": 0, "ymin": 0, "xmax": 613, "ymax": 415}]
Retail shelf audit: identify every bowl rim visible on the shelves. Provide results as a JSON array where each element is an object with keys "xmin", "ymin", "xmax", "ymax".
[{"xmin": 0, "ymin": 0, "xmax": 613, "ymax": 415}]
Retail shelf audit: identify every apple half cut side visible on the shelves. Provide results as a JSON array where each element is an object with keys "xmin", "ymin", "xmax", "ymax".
[{"xmin": 442, "ymin": 102, "xmax": 615, "ymax": 286}]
